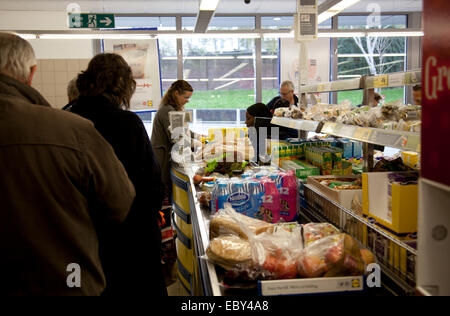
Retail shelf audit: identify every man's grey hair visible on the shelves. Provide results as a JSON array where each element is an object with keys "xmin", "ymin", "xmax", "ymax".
[
  {"xmin": 0, "ymin": 32, "xmax": 37, "ymax": 82},
  {"xmin": 67, "ymin": 77, "xmax": 79, "ymax": 102},
  {"xmin": 280, "ymin": 80, "xmax": 295, "ymax": 91}
]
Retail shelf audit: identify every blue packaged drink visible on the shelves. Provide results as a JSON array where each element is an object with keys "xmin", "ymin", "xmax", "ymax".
[{"xmin": 227, "ymin": 182, "xmax": 251, "ymax": 215}]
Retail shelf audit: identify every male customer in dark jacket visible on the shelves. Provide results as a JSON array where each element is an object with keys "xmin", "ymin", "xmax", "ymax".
[
  {"xmin": 0, "ymin": 32, "xmax": 136, "ymax": 295},
  {"xmin": 266, "ymin": 80, "xmax": 299, "ymax": 112},
  {"xmin": 69, "ymin": 53, "xmax": 167, "ymax": 296}
]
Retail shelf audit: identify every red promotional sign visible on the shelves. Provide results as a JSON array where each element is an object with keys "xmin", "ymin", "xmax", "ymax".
[{"xmin": 422, "ymin": 0, "xmax": 450, "ymax": 187}]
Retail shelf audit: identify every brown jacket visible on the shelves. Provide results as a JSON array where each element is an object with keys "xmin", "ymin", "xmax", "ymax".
[{"xmin": 0, "ymin": 73, "xmax": 136, "ymax": 296}]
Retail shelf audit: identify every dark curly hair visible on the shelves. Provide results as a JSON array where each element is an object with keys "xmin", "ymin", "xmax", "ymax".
[{"xmin": 76, "ymin": 53, "xmax": 136, "ymax": 109}]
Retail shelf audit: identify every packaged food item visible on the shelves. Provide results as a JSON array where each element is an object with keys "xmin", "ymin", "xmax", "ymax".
[
  {"xmin": 302, "ymin": 223, "xmax": 340, "ymax": 247},
  {"xmin": 277, "ymin": 171, "xmax": 298, "ymax": 222},
  {"xmin": 206, "ymin": 235, "xmax": 253, "ymax": 270},
  {"xmin": 258, "ymin": 178, "xmax": 281, "ymax": 223},
  {"xmin": 209, "ymin": 206, "xmax": 273, "ymax": 240},
  {"xmin": 251, "ymin": 223, "xmax": 303, "ymax": 279},
  {"xmin": 298, "ymin": 234, "xmax": 367, "ymax": 278}
]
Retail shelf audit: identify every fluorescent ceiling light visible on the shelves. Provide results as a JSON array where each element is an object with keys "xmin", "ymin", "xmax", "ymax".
[
  {"xmin": 338, "ymin": 53, "xmax": 406, "ymax": 57},
  {"xmin": 200, "ymin": 0, "xmax": 220, "ymax": 11},
  {"xmin": 38, "ymin": 33, "xmax": 154, "ymax": 40},
  {"xmin": 318, "ymin": 32, "xmax": 365, "ymax": 38},
  {"xmin": 157, "ymin": 33, "xmax": 260, "ymax": 39},
  {"xmin": 368, "ymin": 31, "xmax": 424, "ymax": 37},
  {"xmin": 182, "ymin": 56, "xmax": 234, "ymax": 60},
  {"xmin": 18, "ymin": 34, "xmax": 37, "ymax": 40},
  {"xmin": 318, "ymin": 0, "xmax": 361, "ymax": 24},
  {"xmin": 273, "ymin": 17, "xmax": 281, "ymax": 21},
  {"xmin": 263, "ymin": 31, "xmax": 294, "ymax": 39}
]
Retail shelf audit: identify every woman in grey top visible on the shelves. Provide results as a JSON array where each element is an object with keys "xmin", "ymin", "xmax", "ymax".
[{"xmin": 151, "ymin": 80, "xmax": 193, "ymax": 187}]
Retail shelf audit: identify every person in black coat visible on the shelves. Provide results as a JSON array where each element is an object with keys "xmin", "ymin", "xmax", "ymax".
[{"xmin": 69, "ymin": 53, "xmax": 167, "ymax": 296}]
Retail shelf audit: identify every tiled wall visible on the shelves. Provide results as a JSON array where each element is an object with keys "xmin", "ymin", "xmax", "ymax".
[{"xmin": 32, "ymin": 59, "xmax": 90, "ymax": 109}]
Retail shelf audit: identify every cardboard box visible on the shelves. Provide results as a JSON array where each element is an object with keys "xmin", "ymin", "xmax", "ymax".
[
  {"xmin": 306, "ymin": 175, "xmax": 363, "ymax": 210},
  {"xmin": 401, "ymin": 151, "xmax": 419, "ymax": 169},
  {"xmin": 282, "ymin": 160, "xmax": 320, "ymax": 179},
  {"xmin": 362, "ymin": 172, "xmax": 418, "ymax": 239}
]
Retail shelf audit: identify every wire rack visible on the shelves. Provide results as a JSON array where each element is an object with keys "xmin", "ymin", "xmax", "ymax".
[{"xmin": 300, "ymin": 183, "xmax": 417, "ymax": 295}]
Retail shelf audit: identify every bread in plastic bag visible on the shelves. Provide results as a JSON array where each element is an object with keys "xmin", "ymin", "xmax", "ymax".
[
  {"xmin": 206, "ymin": 235, "xmax": 253, "ymax": 270},
  {"xmin": 298, "ymin": 233, "xmax": 371, "ymax": 278},
  {"xmin": 209, "ymin": 205, "xmax": 274, "ymax": 240}
]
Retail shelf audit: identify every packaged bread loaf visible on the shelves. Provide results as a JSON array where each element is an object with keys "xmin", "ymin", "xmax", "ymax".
[
  {"xmin": 210, "ymin": 206, "xmax": 273, "ymax": 240},
  {"xmin": 206, "ymin": 235, "xmax": 253, "ymax": 270}
]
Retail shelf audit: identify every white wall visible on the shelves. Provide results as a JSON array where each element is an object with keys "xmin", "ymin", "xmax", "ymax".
[
  {"xmin": 280, "ymin": 37, "xmax": 331, "ymax": 104},
  {"xmin": 29, "ymin": 39, "xmax": 94, "ymax": 59}
]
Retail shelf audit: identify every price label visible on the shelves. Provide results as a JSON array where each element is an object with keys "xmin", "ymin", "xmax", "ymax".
[
  {"xmin": 388, "ymin": 73, "xmax": 405, "ymax": 87},
  {"xmin": 317, "ymin": 84, "xmax": 325, "ymax": 92},
  {"xmin": 354, "ymin": 128, "xmax": 372, "ymax": 141},
  {"xmin": 405, "ymin": 71, "xmax": 420, "ymax": 85},
  {"xmin": 373, "ymin": 75, "xmax": 389, "ymax": 88}
]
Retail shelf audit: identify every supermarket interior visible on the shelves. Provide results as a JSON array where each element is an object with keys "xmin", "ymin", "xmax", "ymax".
[{"xmin": 0, "ymin": 0, "xmax": 449, "ymax": 298}]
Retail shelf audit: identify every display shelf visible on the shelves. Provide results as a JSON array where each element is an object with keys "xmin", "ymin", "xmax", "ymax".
[
  {"xmin": 270, "ymin": 116, "xmax": 321, "ymax": 132},
  {"xmin": 321, "ymin": 122, "xmax": 421, "ymax": 152},
  {"xmin": 365, "ymin": 69, "xmax": 421, "ymax": 89},
  {"xmin": 270, "ymin": 117, "xmax": 421, "ymax": 152},
  {"xmin": 300, "ymin": 78, "xmax": 362, "ymax": 94}
]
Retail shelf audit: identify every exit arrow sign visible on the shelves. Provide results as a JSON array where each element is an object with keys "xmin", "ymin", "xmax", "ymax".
[{"xmin": 69, "ymin": 13, "xmax": 115, "ymax": 29}]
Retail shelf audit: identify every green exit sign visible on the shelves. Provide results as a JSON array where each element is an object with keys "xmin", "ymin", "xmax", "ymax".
[{"xmin": 69, "ymin": 13, "xmax": 115, "ymax": 29}]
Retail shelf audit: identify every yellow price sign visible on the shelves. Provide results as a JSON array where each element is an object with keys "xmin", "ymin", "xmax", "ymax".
[
  {"xmin": 354, "ymin": 128, "xmax": 372, "ymax": 141},
  {"xmin": 317, "ymin": 84, "xmax": 325, "ymax": 92},
  {"xmin": 373, "ymin": 75, "xmax": 388, "ymax": 88}
]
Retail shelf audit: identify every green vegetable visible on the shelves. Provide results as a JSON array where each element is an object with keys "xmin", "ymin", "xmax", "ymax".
[{"xmin": 205, "ymin": 159, "xmax": 218, "ymax": 174}]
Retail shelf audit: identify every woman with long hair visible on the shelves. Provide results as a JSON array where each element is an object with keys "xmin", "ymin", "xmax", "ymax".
[
  {"xmin": 151, "ymin": 80, "xmax": 193, "ymax": 188},
  {"xmin": 69, "ymin": 53, "xmax": 167, "ymax": 296}
]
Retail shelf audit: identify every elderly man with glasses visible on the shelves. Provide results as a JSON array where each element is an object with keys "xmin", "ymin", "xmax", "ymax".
[{"xmin": 266, "ymin": 80, "xmax": 299, "ymax": 113}]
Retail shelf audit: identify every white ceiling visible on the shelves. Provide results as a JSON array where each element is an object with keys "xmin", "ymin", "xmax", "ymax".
[{"xmin": 0, "ymin": 0, "xmax": 422, "ymax": 14}]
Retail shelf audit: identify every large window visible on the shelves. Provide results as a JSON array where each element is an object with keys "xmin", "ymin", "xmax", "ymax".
[
  {"xmin": 262, "ymin": 38, "xmax": 279, "ymax": 104},
  {"xmin": 158, "ymin": 39, "xmax": 177, "ymax": 95},
  {"xmin": 337, "ymin": 15, "xmax": 408, "ymax": 105},
  {"xmin": 182, "ymin": 37, "xmax": 256, "ymax": 109}
]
